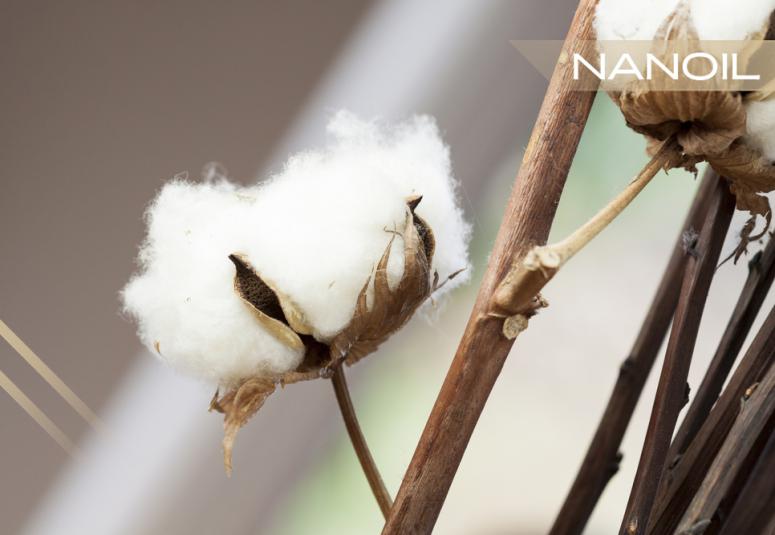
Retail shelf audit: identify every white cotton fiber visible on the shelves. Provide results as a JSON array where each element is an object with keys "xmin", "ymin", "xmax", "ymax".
[
  {"xmin": 122, "ymin": 181, "xmax": 306, "ymax": 385},
  {"xmin": 594, "ymin": 0, "xmax": 680, "ymax": 41},
  {"xmin": 744, "ymin": 98, "xmax": 775, "ymax": 161},
  {"xmin": 595, "ymin": 0, "xmax": 775, "ymax": 41},
  {"xmin": 691, "ymin": 0, "xmax": 775, "ymax": 40},
  {"xmin": 122, "ymin": 112, "xmax": 470, "ymax": 384}
]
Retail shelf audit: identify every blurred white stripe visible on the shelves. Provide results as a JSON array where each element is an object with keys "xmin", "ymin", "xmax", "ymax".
[{"xmin": 23, "ymin": 355, "xmax": 209, "ymax": 535}]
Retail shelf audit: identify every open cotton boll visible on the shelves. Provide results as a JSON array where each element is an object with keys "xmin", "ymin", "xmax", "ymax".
[
  {"xmin": 122, "ymin": 181, "xmax": 305, "ymax": 385},
  {"xmin": 744, "ymin": 99, "xmax": 775, "ymax": 161},
  {"xmin": 123, "ymin": 111, "xmax": 470, "ymax": 386},
  {"xmin": 595, "ymin": 0, "xmax": 775, "ymax": 41},
  {"xmin": 123, "ymin": 112, "xmax": 470, "ymax": 470}
]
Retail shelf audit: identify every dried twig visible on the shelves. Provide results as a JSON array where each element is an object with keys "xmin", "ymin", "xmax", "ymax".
[
  {"xmin": 669, "ymin": 232, "xmax": 775, "ymax": 457},
  {"xmin": 620, "ymin": 178, "xmax": 735, "ymax": 535},
  {"xmin": 331, "ymin": 366, "xmax": 393, "ymax": 519},
  {"xmin": 381, "ymin": 1, "xmax": 600, "ymax": 532},
  {"xmin": 676, "ymin": 364, "xmax": 775, "ymax": 533},
  {"xmin": 494, "ymin": 139, "xmax": 680, "ymax": 318},
  {"xmin": 647, "ymin": 304, "xmax": 775, "ymax": 533},
  {"xmin": 717, "ymin": 425, "xmax": 775, "ymax": 535},
  {"xmin": 549, "ymin": 169, "xmax": 719, "ymax": 535},
  {"xmin": 668, "ymin": 233, "xmax": 775, "ymax": 459}
]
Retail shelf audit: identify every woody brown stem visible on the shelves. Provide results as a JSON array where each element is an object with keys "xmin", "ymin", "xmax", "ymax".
[
  {"xmin": 676, "ymin": 364, "xmax": 775, "ymax": 533},
  {"xmin": 548, "ymin": 168, "xmax": 719, "ymax": 535},
  {"xmin": 381, "ymin": 0, "xmax": 600, "ymax": 532},
  {"xmin": 668, "ymin": 233, "xmax": 775, "ymax": 458},
  {"xmin": 331, "ymin": 366, "xmax": 393, "ymax": 519},
  {"xmin": 717, "ymin": 419, "xmax": 775, "ymax": 535},
  {"xmin": 619, "ymin": 178, "xmax": 735, "ymax": 535},
  {"xmin": 647, "ymin": 303, "xmax": 775, "ymax": 534}
]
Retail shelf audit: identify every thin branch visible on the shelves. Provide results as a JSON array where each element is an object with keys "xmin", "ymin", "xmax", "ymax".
[
  {"xmin": 493, "ymin": 139, "xmax": 679, "ymax": 316},
  {"xmin": 676, "ymin": 363, "xmax": 775, "ymax": 533},
  {"xmin": 381, "ymin": 1, "xmax": 600, "ymax": 532},
  {"xmin": 669, "ymin": 234, "xmax": 775, "ymax": 457},
  {"xmin": 718, "ymin": 424, "xmax": 775, "ymax": 535},
  {"xmin": 619, "ymin": 178, "xmax": 736, "ymax": 535},
  {"xmin": 331, "ymin": 365, "xmax": 393, "ymax": 519},
  {"xmin": 647, "ymin": 304, "xmax": 775, "ymax": 533},
  {"xmin": 548, "ymin": 168, "xmax": 719, "ymax": 535}
]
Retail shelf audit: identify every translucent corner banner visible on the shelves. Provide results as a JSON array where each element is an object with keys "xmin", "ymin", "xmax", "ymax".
[{"xmin": 511, "ymin": 40, "xmax": 775, "ymax": 93}]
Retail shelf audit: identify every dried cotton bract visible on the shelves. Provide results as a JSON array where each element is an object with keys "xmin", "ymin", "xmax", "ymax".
[
  {"xmin": 122, "ymin": 112, "xmax": 470, "ymax": 471},
  {"xmin": 596, "ymin": 0, "xmax": 775, "ymax": 260}
]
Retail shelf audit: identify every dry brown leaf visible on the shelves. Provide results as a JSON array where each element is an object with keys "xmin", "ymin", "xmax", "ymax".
[
  {"xmin": 209, "ymin": 377, "xmax": 276, "ymax": 475},
  {"xmin": 611, "ymin": 6, "xmax": 747, "ymax": 158}
]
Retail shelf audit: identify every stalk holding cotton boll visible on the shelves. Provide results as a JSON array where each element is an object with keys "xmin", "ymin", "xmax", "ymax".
[
  {"xmin": 493, "ymin": 0, "xmax": 775, "ymax": 326},
  {"xmin": 121, "ymin": 112, "xmax": 471, "ymax": 485}
]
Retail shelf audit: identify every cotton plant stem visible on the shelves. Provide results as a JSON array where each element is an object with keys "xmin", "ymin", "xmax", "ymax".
[
  {"xmin": 381, "ymin": 1, "xmax": 600, "ymax": 532},
  {"xmin": 493, "ymin": 140, "xmax": 677, "ymax": 318},
  {"xmin": 548, "ymin": 168, "xmax": 719, "ymax": 535},
  {"xmin": 669, "ymin": 232, "xmax": 775, "ymax": 459},
  {"xmin": 676, "ymin": 363, "xmax": 775, "ymax": 533},
  {"xmin": 551, "ymin": 144, "xmax": 673, "ymax": 258},
  {"xmin": 647, "ymin": 304, "xmax": 775, "ymax": 534},
  {"xmin": 718, "ymin": 425, "xmax": 775, "ymax": 535},
  {"xmin": 331, "ymin": 366, "xmax": 393, "ymax": 519},
  {"xmin": 619, "ymin": 178, "xmax": 735, "ymax": 535}
]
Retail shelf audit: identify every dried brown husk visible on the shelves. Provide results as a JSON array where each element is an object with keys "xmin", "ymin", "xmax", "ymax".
[
  {"xmin": 606, "ymin": 3, "xmax": 775, "ymax": 258},
  {"xmin": 212, "ymin": 197, "xmax": 440, "ymax": 472},
  {"xmin": 610, "ymin": 4, "xmax": 748, "ymax": 158}
]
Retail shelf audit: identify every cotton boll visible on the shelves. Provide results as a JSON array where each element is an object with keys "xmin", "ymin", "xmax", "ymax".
[
  {"xmin": 122, "ymin": 181, "xmax": 305, "ymax": 385},
  {"xmin": 744, "ymin": 98, "xmax": 775, "ymax": 161},
  {"xmin": 123, "ymin": 111, "xmax": 470, "ymax": 385},
  {"xmin": 595, "ymin": 0, "xmax": 775, "ymax": 41}
]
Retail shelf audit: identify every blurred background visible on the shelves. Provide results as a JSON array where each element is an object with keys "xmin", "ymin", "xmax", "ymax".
[{"xmin": 2, "ymin": 1, "xmax": 773, "ymax": 534}]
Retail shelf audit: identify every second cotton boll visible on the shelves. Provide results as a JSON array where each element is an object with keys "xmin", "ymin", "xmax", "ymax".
[
  {"xmin": 122, "ymin": 111, "xmax": 471, "ymax": 386},
  {"xmin": 594, "ymin": 0, "xmax": 775, "ymax": 41}
]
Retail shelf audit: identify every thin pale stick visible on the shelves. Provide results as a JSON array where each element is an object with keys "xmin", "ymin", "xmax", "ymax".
[
  {"xmin": 331, "ymin": 366, "xmax": 393, "ymax": 519},
  {"xmin": 493, "ymin": 139, "xmax": 678, "ymax": 317},
  {"xmin": 0, "ymin": 319, "xmax": 102, "ymax": 429},
  {"xmin": 0, "ymin": 367, "xmax": 77, "ymax": 455},
  {"xmin": 620, "ymin": 178, "xmax": 735, "ymax": 535},
  {"xmin": 549, "ymin": 168, "xmax": 719, "ymax": 535},
  {"xmin": 382, "ymin": 1, "xmax": 600, "ymax": 532}
]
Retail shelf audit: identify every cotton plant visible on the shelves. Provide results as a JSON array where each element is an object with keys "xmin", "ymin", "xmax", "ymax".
[
  {"xmin": 122, "ymin": 112, "xmax": 470, "ymax": 473},
  {"xmin": 597, "ymin": 0, "xmax": 775, "ymax": 257},
  {"xmin": 494, "ymin": 0, "xmax": 775, "ymax": 323}
]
